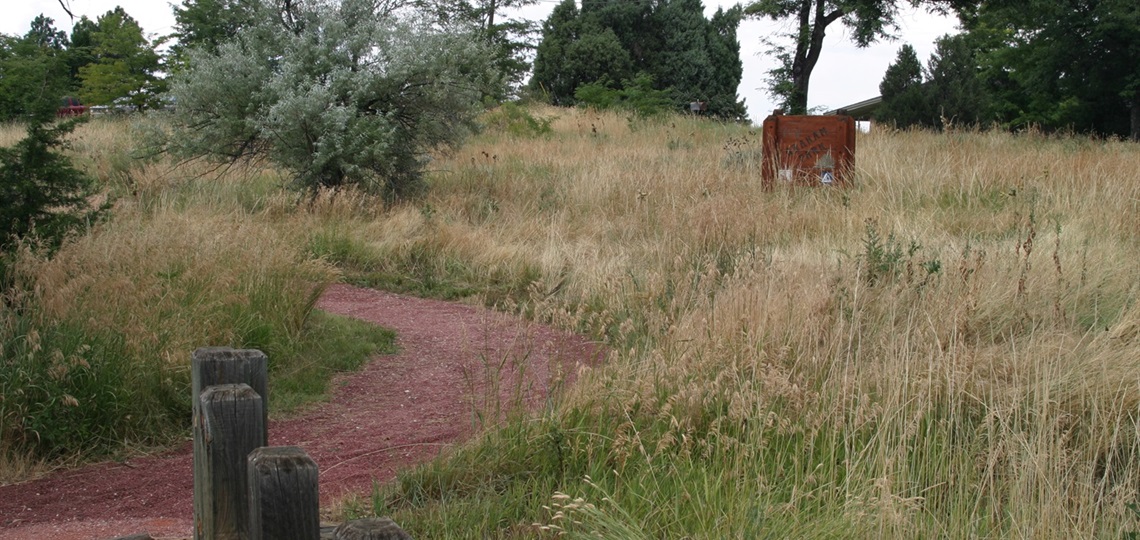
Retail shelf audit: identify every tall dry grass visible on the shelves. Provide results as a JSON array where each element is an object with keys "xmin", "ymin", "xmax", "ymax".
[
  {"xmin": 348, "ymin": 107, "xmax": 1140, "ymax": 537},
  {"xmin": 0, "ymin": 119, "xmax": 350, "ymax": 467},
  {"xmin": 4, "ymin": 107, "xmax": 1138, "ymax": 536}
]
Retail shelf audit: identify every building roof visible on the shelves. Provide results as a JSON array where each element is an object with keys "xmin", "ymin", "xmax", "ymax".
[{"xmin": 824, "ymin": 96, "xmax": 882, "ymax": 120}]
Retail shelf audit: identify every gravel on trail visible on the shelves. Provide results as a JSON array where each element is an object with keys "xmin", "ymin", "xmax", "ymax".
[{"xmin": 0, "ymin": 283, "xmax": 602, "ymax": 540}]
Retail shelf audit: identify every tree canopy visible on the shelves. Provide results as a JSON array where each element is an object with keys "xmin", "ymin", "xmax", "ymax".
[
  {"xmin": 877, "ymin": 35, "xmax": 989, "ymax": 129},
  {"xmin": 746, "ymin": 0, "xmax": 968, "ymax": 115},
  {"xmin": 167, "ymin": 0, "xmax": 259, "ymax": 76},
  {"xmin": 530, "ymin": 0, "xmax": 747, "ymax": 120},
  {"xmin": 0, "ymin": 8, "xmax": 163, "ymax": 121},
  {"xmin": 877, "ymin": 1, "xmax": 1140, "ymax": 139},
  {"xmin": 420, "ymin": 0, "xmax": 540, "ymax": 96},
  {"xmin": 77, "ymin": 8, "xmax": 164, "ymax": 110},
  {"xmin": 0, "ymin": 16, "xmax": 73, "ymax": 120},
  {"xmin": 966, "ymin": 0, "xmax": 1139, "ymax": 139}
]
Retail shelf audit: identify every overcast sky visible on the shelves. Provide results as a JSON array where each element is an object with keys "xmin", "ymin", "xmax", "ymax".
[{"xmin": 5, "ymin": 0, "xmax": 959, "ymax": 124}]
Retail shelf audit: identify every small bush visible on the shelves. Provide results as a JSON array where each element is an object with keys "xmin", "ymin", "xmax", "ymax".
[
  {"xmin": 575, "ymin": 74, "xmax": 674, "ymax": 119},
  {"xmin": 480, "ymin": 102, "xmax": 555, "ymax": 138},
  {"xmin": 0, "ymin": 117, "xmax": 105, "ymax": 254},
  {"xmin": 859, "ymin": 219, "xmax": 941, "ymax": 286}
]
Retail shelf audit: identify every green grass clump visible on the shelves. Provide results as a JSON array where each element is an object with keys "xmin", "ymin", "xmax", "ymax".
[
  {"xmin": 271, "ymin": 310, "xmax": 397, "ymax": 414},
  {"xmin": 0, "ymin": 308, "xmax": 169, "ymax": 460}
]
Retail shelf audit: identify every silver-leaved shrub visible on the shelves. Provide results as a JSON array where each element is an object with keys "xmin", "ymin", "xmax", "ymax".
[{"xmin": 168, "ymin": 0, "xmax": 498, "ymax": 197}]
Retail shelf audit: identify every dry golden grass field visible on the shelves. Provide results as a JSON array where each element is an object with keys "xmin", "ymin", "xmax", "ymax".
[{"xmin": 3, "ymin": 107, "xmax": 1140, "ymax": 537}]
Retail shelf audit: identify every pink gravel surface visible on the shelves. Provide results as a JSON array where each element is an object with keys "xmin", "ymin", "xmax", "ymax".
[{"xmin": 0, "ymin": 283, "xmax": 602, "ymax": 540}]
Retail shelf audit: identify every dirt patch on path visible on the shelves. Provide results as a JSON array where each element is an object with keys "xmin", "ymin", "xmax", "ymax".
[{"xmin": 0, "ymin": 284, "xmax": 602, "ymax": 540}]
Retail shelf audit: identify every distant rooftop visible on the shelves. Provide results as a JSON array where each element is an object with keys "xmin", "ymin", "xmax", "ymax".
[{"xmin": 824, "ymin": 96, "xmax": 882, "ymax": 120}]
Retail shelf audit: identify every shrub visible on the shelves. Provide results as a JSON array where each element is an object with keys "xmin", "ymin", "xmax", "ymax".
[
  {"xmin": 166, "ymin": 0, "xmax": 498, "ymax": 197},
  {"xmin": 480, "ymin": 102, "xmax": 555, "ymax": 138},
  {"xmin": 575, "ymin": 73, "xmax": 674, "ymax": 119},
  {"xmin": 0, "ymin": 118, "xmax": 104, "ymax": 255}
]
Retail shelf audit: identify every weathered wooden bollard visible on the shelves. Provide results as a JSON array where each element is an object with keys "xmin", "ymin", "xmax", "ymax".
[
  {"xmin": 248, "ymin": 446, "xmax": 320, "ymax": 540},
  {"xmin": 197, "ymin": 383, "xmax": 266, "ymax": 539},
  {"xmin": 191, "ymin": 347, "xmax": 269, "ymax": 441},
  {"xmin": 190, "ymin": 347, "xmax": 412, "ymax": 540},
  {"xmin": 192, "ymin": 347, "xmax": 269, "ymax": 540}
]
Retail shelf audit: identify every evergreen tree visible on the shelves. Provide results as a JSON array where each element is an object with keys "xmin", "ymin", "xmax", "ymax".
[
  {"xmin": 877, "ymin": 44, "xmax": 931, "ymax": 128},
  {"xmin": 925, "ymin": 33, "xmax": 989, "ymax": 127},
  {"xmin": 565, "ymin": 25, "xmax": 634, "ymax": 94},
  {"xmin": 77, "ymin": 8, "xmax": 163, "ymax": 111},
  {"xmin": 704, "ymin": 7, "xmax": 747, "ymax": 120},
  {"xmin": 653, "ymin": 0, "xmax": 711, "ymax": 106},
  {"xmin": 583, "ymin": 0, "xmax": 659, "ymax": 68},
  {"xmin": 0, "ymin": 118, "xmax": 102, "ymax": 253},
  {"xmin": 530, "ymin": 0, "xmax": 745, "ymax": 119}
]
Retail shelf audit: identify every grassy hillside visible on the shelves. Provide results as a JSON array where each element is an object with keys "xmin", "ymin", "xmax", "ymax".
[
  {"xmin": 4, "ymin": 108, "xmax": 1140, "ymax": 537},
  {"xmin": 337, "ymin": 109, "xmax": 1140, "ymax": 538},
  {"xmin": 0, "ymin": 117, "xmax": 396, "ymax": 477}
]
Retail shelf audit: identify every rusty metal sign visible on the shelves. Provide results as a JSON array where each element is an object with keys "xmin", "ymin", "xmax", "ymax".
[{"xmin": 761, "ymin": 112, "xmax": 856, "ymax": 188}]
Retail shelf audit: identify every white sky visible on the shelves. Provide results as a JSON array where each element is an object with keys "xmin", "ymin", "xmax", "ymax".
[{"xmin": 4, "ymin": 0, "xmax": 960, "ymax": 124}]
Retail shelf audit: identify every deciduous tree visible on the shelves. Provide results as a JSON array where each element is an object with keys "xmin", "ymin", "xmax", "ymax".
[
  {"xmin": 745, "ymin": 0, "xmax": 970, "ymax": 115},
  {"xmin": 0, "ymin": 16, "xmax": 72, "ymax": 121},
  {"xmin": 77, "ymin": 8, "xmax": 163, "ymax": 111},
  {"xmin": 173, "ymin": 0, "xmax": 258, "ymax": 52},
  {"xmin": 167, "ymin": 0, "xmax": 498, "ymax": 196},
  {"xmin": 968, "ymin": 0, "xmax": 1139, "ymax": 139}
]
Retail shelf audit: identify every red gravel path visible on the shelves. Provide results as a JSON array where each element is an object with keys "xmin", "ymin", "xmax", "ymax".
[{"xmin": 0, "ymin": 284, "xmax": 602, "ymax": 540}]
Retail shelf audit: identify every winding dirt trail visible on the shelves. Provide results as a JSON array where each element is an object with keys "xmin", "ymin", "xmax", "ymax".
[{"xmin": 0, "ymin": 284, "xmax": 602, "ymax": 540}]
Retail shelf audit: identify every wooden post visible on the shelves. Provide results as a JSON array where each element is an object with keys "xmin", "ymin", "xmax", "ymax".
[
  {"xmin": 191, "ymin": 347, "xmax": 269, "ymax": 440},
  {"xmin": 196, "ymin": 383, "xmax": 266, "ymax": 540},
  {"xmin": 334, "ymin": 518, "xmax": 413, "ymax": 540},
  {"xmin": 248, "ymin": 446, "xmax": 320, "ymax": 540},
  {"xmin": 192, "ymin": 347, "xmax": 269, "ymax": 540}
]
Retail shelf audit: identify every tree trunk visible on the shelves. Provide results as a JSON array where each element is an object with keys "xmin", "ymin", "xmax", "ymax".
[
  {"xmin": 786, "ymin": 0, "xmax": 813, "ymax": 115},
  {"xmin": 1131, "ymin": 91, "xmax": 1139, "ymax": 142},
  {"xmin": 787, "ymin": 0, "xmax": 843, "ymax": 115},
  {"xmin": 486, "ymin": 0, "xmax": 496, "ymax": 36}
]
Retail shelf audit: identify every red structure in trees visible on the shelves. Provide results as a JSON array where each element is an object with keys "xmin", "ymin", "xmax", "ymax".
[{"xmin": 57, "ymin": 96, "xmax": 88, "ymax": 118}]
